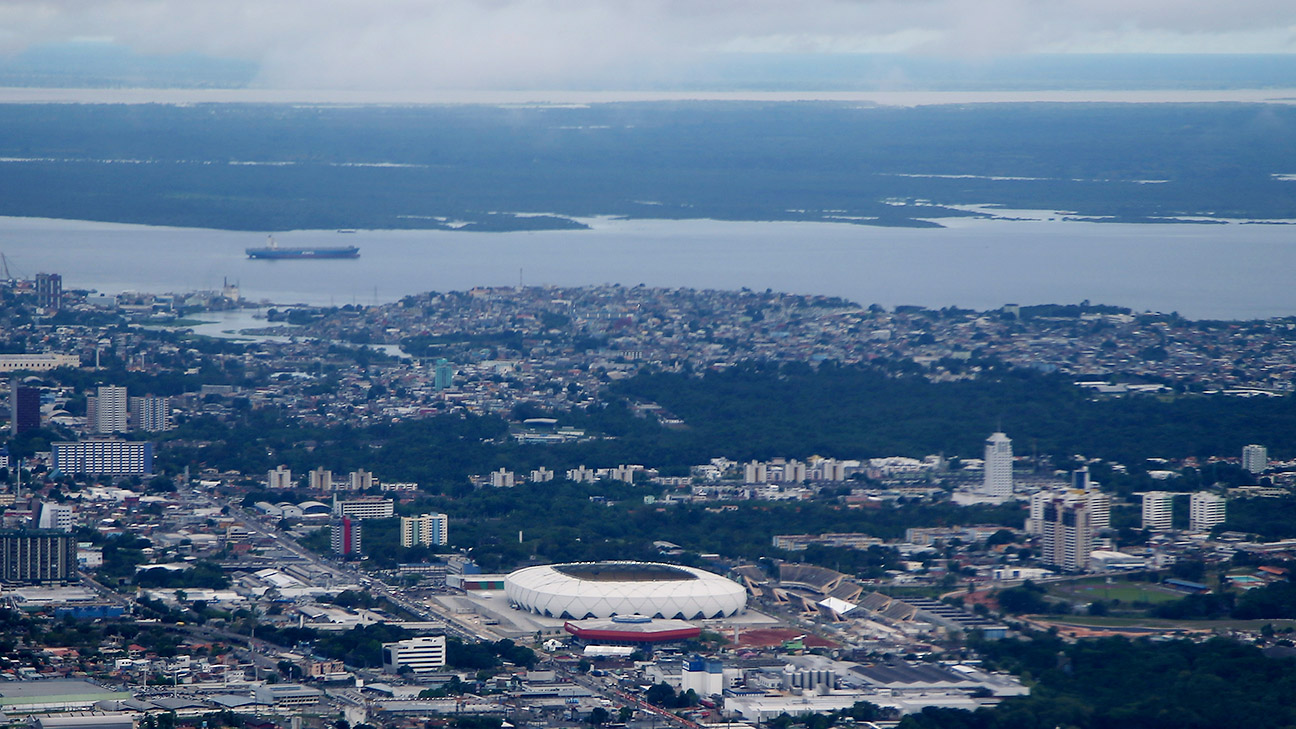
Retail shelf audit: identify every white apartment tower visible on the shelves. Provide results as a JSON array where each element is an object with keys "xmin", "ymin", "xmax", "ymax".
[
  {"xmin": 1141, "ymin": 491, "xmax": 1176, "ymax": 531},
  {"xmin": 128, "ymin": 395, "xmax": 171, "ymax": 432},
  {"xmin": 1242, "ymin": 444, "xmax": 1268, "ymax": 475},
  {"xmin": 1189, "ymin": 492, "xmax": 1227, "ymax": 532},
  {"xmin": 87, "ymin": 385, "xmax": 129, "ymax": 434},
  {"xmin": 490, "ymin": 468, "xmax": 515, "ymax": 488},
  {"xmin": 401, "ymin": 513, "xmax": 449, "ymax": 547},
  {"xmin": 983, "ymin": 432, "xmax": 1014, "ymax": 497},
  {"xmin": 349, "ymin": 469, "xmax": 374, "ymax": 491},
  {"xmin": 744, "ymin": 460, "xmax": 768, "ymax": 484},
  {"xmin": 309, "ymin": 467, "xmax": 332, "ymax": 491},
  {"xmin": 268, "ymin": 465, "xmax": 293, "ymax": 489}
]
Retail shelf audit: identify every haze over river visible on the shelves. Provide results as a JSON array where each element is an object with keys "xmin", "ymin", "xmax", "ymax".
[{"xmin": 3, "ymin": 213, "xmax": 1292, "ymax": 320}]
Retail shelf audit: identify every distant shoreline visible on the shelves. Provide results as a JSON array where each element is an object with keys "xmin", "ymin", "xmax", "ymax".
[{"xmin": 2, "ymin": 87, "xmax": 1296, "ymax": 107}]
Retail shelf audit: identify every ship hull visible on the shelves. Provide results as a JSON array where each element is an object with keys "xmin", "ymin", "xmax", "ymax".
[{"xmin": 246, "ymin": 246, "xmax": 359, "ymax": 260}]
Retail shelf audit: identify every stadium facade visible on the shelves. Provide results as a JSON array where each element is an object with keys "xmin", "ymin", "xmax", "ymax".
[{"xmin": 505, "ymin": 561, "xmax": 746, "ymax": 620}]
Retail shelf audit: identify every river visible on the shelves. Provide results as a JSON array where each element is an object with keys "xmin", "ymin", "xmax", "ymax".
[{"xmin": 2, "ymin": 213, "xmax": 1293, "ymax": 320}]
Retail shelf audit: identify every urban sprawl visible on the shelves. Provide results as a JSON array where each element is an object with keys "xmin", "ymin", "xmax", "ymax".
[{"xmin": 0, "ymin": 272, "xmax": 1294, "ymax": 729}]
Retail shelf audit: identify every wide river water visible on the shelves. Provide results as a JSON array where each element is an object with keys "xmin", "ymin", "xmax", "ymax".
[{"xmin": 1, "ymin": 213, "xmax": 1293, "ymax": 320}]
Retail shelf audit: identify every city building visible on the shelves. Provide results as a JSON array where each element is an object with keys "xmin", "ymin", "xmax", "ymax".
[
  {"xmin": 267, "ymin": 465, "xmax": 293, "ymax": 489},
  {"xmin": 530, "ymin": 467, "xmax": 554, "ymax": 483},
  {"xmin": 1036, "ymin": 492, "xmax": 1095, "ymax": 571},
  {"xmin": 433, "ymin": 358, "xmax": 454, "ymax": 391},
  {"xmin": 51, "ymin": 440, "xmax": 153, "ymax": 476},
  {"xmin": 252, "ymin": 684, "xmax": 324, "ymax": 708},
  {"xmin": 34, "ymin": 272, "xmax": 62, "ymax": 311},
  {"xmin": 1189, "ymin": 492, "xmax": 1227, "ymax": 532},
  {"xmin": 309, "ymin": 467, "xmax": 332, "ymax": 491},
  {"xmin": 401, "ymin": 513, "xmax": 449, "ymax": 547},
  {"xmin": 331, "ymin": 496, "xmax": 394, "ymax": 520},
  {"xmin": 9, "ymin": 379, "xmax": 40, "ymax": 435},
  {"xmin": 983, "ymin": 432, "xmax": 1013, "ymax": 497},
  {"xmin": 0, "ymin": 353, "xmax": 79, "ymax": 373},
  {"xmin": 0, "ymin": 530, "xmax": 78, "ymax": 583},
  {"xmin": 1141, "ymin": 491, "xmax": 1176, "ymax": 531},
  {"xmin": 331, "ymin": 516, "xmax": 361, "ymax": 556},
  {"xmin": 382, "ymin": 635, "xmax": 448, "ymax": 673},
  {"xmin": 489, "ymin": 468, "xmax": 515, "ymax": 488},
  {"xmin": 1242, "ymin": 444, "xmax": 1268, "ymax": 475},
  {"xmin": 86, "ymin": 385, "xmax": 128, "ymax": 434},
  {"xmin": 128, "ymin": 395, "xmax": 171, "ymax": 432},
  {"xmin": 349, "ymin": 469, "xmax": 374, "ymax": 491},
  {"xmin": 1027, "ymin": 489, "xmax": 1108, "ymax": 536},
  {"xmin": 36, "ymin": 503, "xmax": 74, "ymax": 532}
]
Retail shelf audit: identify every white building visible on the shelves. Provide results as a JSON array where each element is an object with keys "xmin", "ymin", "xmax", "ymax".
[
  {"xmin": 567, "ymin": 465, "xmax": 596, "ymax": 483},
  {"xmin": 744, "ymin": 460, "xmax": 768, "ymax": 484},
  {"xmin": 401, "ymin": 513, "xmax": 449, "ymax": 547},
  {"xmin": 1027, "ymin": 489, "xmax": 1108, "ymax": 535},
  {"xmin": 51, "ymin": 439, "xmax": 152, "ymax": 476},
  {"xmin": 983, "ymin": 432, "xmax": 1013, "ymax": 497},
  {"xmin": 1189, "ymin": 492, "xmax": 1227, "ymax": 532},
  {"xmin": 349, "ymin": 469, "xmax": 374, "ymax": 491},
  {"xmin": 1141, "ymin": 491, "xmax": 1176, "ymax": 531},
  {"xmin": 331, "ymin": 496, "xmax": 394, "ymax": 520},
  {"xmin": 382, "ymin": 635, "xmax": 447, "ymax": 673},
  {"xmin": 530, "ymin": 467, "xmax": 554, "ymax": 483},
  {"xmin": 309, "ymin": 467, "xmax": 332, "ymax": 491},
  {"xmin": 37, "ymin": 502, "xmax": 74, "ymax": 532},
  {"xmin": 0, "ymin": 353, "xmax": 79, "ymax": 372},
  {"xmin": 1242, "ymin": 444, "xmax": 1268, "ymax": 475},
  {"xmin": 490, "ymin": 468, "xmax": 515, "ymax": 488},
  {"xmin": 128, "ymin": 395, "xmax": 171, "ymax": 432},
  {"xmin": 267, "ymin": 465, "xmax": 293, "ymax": 489},
  {"xmin": 1036, "ymin": 491, "xmax": 1096, "ymax": 571},
  {"xmin": 86, "ymin": 385, "xmax": 128, "ymax": 434}
]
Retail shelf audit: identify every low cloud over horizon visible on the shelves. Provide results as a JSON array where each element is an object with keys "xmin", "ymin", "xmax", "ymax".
[{"xmin": 1, "ymin": 0, "xmax": 1294, "ymax": 90}]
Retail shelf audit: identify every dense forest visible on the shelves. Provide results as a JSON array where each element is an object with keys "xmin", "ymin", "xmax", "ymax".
[
  {"xmin": 0, "ymin": 102, "xmax": 1294, "ymax": 230},
  {"xmin": 153, "ymin": 362, "xmax": 1296, "ymax": 489},
  {"xmin": 899, "ymin": 636, "xmax": 1296, "ymax": 729}
]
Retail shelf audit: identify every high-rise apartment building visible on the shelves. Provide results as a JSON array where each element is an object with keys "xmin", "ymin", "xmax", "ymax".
[
  {"xmin": 1242, "ymin": 444, "xmax": 1268, "ymax": 475},
  {"xmin": 128, "ymin": 395, "xmax": 171, "ymax": 432},
  {"xmin": 86, "ymin": 385, "xmax": 128, "ymax": 434},
  {"xmin": 9, "ymin": 380, "xmax": 40, "ymax": 435},
  {"xmin": 1027, "ymin": 489, "xmax": 1109, "ymax": 536},
  {"xmin": 401, "ymin": 513, "xmax": 449, "ymax": 547},
  {"xmin": 1141, "ymin": 491, "xmax": 1176, "ymax": 531},
  {"xmin": 331, "ymin": 516, "xmax": 361, "ymax": 556},
  {"xmin": 983, "ymin": 432, "xmax": 1014, "ymax": 498},
  {"xmin": 51, "ymin": 439, "xmax": 153, "ymax": 475},
  {"xmin": 433, "ymin": 358, "xmax": 454, "ymax": 391},
  {"xmin": 349, "ymin": 469, "xmax": 374, "ymax": 491},
  {"xmin": 0, "ymin": 530, "xmax": 77, "ymax": 583},
  {"xmin": 35, "ymin": 273, "xmax": 62, "ymax": 311},
  {"xmin": 1037, "ymin": 492, "xmax": 1095, "ymax": 571},
  {"xmin": 1189, "ymin": 492, "xmax": 1227, "ymax": 532},
  {"xmin": 309, "ymin": 467, "xmax": 333, "ymax": 491},
  {"xmin": 268, "ymin": 466, "xmax": 293, "ymax": 489}
]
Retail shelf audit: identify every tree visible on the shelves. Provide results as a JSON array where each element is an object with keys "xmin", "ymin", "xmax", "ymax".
[{"xmin": 588, "ymin": 707, "xmax": 610, "ymax": 726}]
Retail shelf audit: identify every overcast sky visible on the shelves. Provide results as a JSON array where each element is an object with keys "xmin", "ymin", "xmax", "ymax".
[{"xmin": 1, "ymin": 0, "xmax": 1295, "ymax": 89}]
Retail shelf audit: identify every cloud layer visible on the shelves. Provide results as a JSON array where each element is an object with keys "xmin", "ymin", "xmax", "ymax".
[{"xmin": 1, "ymin": 0, "xmax": 1294, "ymax": 89}]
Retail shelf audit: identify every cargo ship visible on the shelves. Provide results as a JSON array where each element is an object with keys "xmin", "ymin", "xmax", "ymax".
[{"xmin": 246, "ymin": 235, "xmax": 359, "ymax": 260}]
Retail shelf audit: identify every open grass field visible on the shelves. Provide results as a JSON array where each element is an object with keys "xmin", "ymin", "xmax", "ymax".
[{"xmin": 1050, "ymin": 580, "xmax": 1183, "ymax": 605}]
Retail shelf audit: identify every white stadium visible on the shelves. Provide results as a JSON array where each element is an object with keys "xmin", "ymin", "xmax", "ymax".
[{"xmin": 505, "ymin": 561, "xmax": 747, "ymax": 620}]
